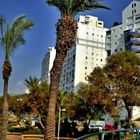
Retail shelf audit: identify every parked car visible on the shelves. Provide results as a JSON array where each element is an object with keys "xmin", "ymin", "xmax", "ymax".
[
  {"xmin": 103, "ymin": 124, "xmax": 115, "ymax": 131},
  {"xmin": 89, "ymin": 124, "xmax": 103, "ymax": 132}
]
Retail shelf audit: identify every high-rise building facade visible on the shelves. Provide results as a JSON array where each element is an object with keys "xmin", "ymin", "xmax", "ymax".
[
  {"xmin": 41, "ymin": 15, "xmax": 108, "ymax": 92},
  {"xmin": 59, "ymin": 15, "xmax": 108, "ymax": 92},
  {"xmin": 106, "ymin": 0, "xmax": 140, "ymax": 56},
  {"xmin": 41, "ymin": 47, "xmax": 56, "ymax": 83}
]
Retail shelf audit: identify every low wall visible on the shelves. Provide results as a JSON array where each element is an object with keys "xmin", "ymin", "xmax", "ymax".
[
  {"xmin": 7, "ymin": 133, "xmax": 74, "ymax": 140},
  {"xmin": 22, "ymin": 134, "xmax": 44, "ymax": 140},
  {"xmin": 7, "ymin": 133, "xmax": 22, "ymax": 140}
]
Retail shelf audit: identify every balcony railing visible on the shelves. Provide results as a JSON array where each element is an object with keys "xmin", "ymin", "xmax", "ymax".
[
  {"xmin": 131, "ymin": 46, "xmax": 140, "ymax": 51},
  {"xmin": 124, "ymin": 30, "xmax": 140, "ymax": 38}
]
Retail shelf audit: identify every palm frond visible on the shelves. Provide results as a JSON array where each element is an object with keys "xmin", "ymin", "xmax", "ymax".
[
  {"xmin": 0, "ymin": 15, "xmax": 6, "ymax": 45},
  {"xmin": 46, "ymin": 0, "xmax": 110, "ymax": 17},
  {"xmin": 3, "ymin": 14, "xmax": 33, "ymax": 58},
  {"xmin": 25, "ymin": 76, "xmax": 40, "ymax": 93}
]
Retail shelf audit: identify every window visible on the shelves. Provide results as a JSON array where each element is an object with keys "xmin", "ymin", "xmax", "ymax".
[
  {"xmin": 107, "ymin": 37, "xmax": 111, "ymax": 42},
  {"xmin": 126, "ymin": 24, "xmax": 133, "ymax": 30},
  {"xmin": 112, "ymin": 29, "xmax": 115, "ymax": 33},
  {"xmin": 85, "ymin": 56, "xmax": 88, "ymax": 59},
  {"xmin": 85, "ymin": 66, "xmax": 87, "ymax": 70},
  {"xmin": 135, "ymin": 14, "xmax": 140, "ymax": 20},
  {"xmin": 136, "ymin": 22, "xmax": 140, "ymax": 28},
  {"xmin": 132, "ymin": 9, "xmax": 136, "ymax": 15},
  {"xmin": 98, "ymin": 22, "xmax": 102, "ymax": 25},
  {"xmin": 132, "ymin": 3, "xmax": 136, "ymax": 8},
  {"xmin": 126, "ymin": 17, "xmax": 133, "ymax": 23}
]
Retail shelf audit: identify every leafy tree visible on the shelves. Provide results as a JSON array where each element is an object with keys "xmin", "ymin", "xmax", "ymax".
[
  {"xmin": 62, "ymin": 68, "xmax": 114, "ymax": 121},
  {"xmin": 8, "ymin": 94, "xmax": 26, "ymax": 127},
  {"xmin": 0, "ymin": 15, "xmax": 33, "ymax": 140},
  {"xmin": 86, "ymin": 67, "xmax": 116, "ymax": 114},
  {"xmin": 104, "ymin": 51, "xmax": 140, "ymax": 125},
  {"xmin": 65, "ymin": 51, "xmax": 140, "ymax": 127},
  {"xmin": 45, "ymin": 0, "xmax": 110, "ymax": 139},
  {"xmin": 61, "ymin": 91, "xmax": 78, "ymax": 120},
  {"xmin": 62, "ymin": 84, "xmax": 114, "ymax": 128}
]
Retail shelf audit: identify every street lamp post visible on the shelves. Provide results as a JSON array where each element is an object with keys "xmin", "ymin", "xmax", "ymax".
[
  {"xmin": 16, "ymin": 97, "xmax": 22, "ymax": 127},
  {"xmin": 17, "ymin": 98, "xmax": 22, "ymax": 115},
  {"xmin": 57, "ymin": 107, "xmax": 66, "ymax": 140}
]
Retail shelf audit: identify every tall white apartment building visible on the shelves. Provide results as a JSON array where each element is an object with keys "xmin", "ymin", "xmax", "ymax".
[
  {"xmin": 41, "ymin": 47, "xmax": 56, "ymax": 83},
  {"xmin": 106, "ymin": 0, "xmax": 140, "ymax": 56},
  {"xmin": 106, "ymin": 0, "xmax": 140, "ymax": 122},
  {"xmin": 41, "ymin": 15, "xmax": 108, "ymax": 92},
  {"xmin": 59, "ymin": 15, "xmax": 108, "ymax": 92}
]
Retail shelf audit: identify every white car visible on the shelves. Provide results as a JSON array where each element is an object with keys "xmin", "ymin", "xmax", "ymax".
[{"xmin": 89, "ymin": 124, "xmax": 103, "ymax": 132}]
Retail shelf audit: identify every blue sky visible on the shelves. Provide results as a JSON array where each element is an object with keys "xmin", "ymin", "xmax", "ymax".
[{"xmin": 0, "ymin": 0, "xmax": 132, "ymax": 95}]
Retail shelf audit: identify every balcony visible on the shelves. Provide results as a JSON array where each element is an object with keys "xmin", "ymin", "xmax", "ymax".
[
  {"xmin": 130, "ymin": 46, "xmax": 140, "ymax": 52},
  {"xmin": 129, "ymin": 38, "xmax": 140, "ymax": 45},
  {"xmin": 124, "ymin": 30, "xmax": 140, "ymax": 38}
]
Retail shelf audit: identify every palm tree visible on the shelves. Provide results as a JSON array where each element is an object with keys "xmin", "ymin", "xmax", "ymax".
[
  {"xmin": 45, "ymin": 0, "xmax": 110, "ymax": 139},
  {"xmin": 25, "ymin": 76, "xmax": 40, "ymax": 124},
  {"xmin": 25, "ymin": 76, "xmax": 49, "ymax": 129},
  {"xmin": 0, "ymin": 15, "xmax": 33, "ymax": 140}
]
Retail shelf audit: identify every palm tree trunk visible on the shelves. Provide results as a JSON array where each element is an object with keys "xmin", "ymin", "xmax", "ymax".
[
  {"xmin": 0, "ymin": 78, "xmax": 9, "ymax": 140},
  {"xmin": 44, "ymin": 51, "xmax": 67, "ymax": 140},
  {"xmin": 44, "ymin": 17, "xmax": 77, "ymax": 140}
]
